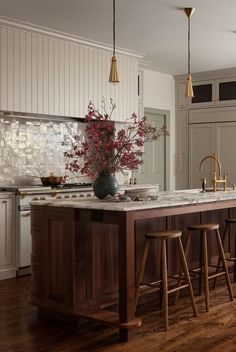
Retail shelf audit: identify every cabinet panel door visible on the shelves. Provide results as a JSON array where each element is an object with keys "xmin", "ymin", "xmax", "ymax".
[
  {"xmin": 175, "ymin": 110, "xmax": 188, "ymax": 189},
  {"xmin": 189, "ymin": 123, "xmax": 216, "ymax": 188},
  {"xmin": 0, "ymin": 196, "xmax": 15, "ymax": 279},
  {"xmin": 216, "ymin": 122, "xmax": 236, "ymax": 185}
]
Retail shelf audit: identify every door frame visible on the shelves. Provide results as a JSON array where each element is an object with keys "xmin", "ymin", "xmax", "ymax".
[{"xmin": 143, "ymin": 107, "xmax": 170, "ymax": 191}]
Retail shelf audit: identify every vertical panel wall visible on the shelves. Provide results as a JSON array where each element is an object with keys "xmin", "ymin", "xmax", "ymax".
[{"xmin": 0, "ymin": 21, "xmax": 139, "ymax": 121}]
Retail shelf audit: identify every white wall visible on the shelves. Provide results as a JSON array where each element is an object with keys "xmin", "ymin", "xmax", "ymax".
[{"xmin": 143, "ymin": 69, "xmax": 176, "ymax": 190}]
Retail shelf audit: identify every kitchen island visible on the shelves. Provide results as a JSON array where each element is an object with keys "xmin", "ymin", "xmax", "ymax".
[{"xmin": 30, "ymin": 189, "xmax": 236, "ymax": 342}]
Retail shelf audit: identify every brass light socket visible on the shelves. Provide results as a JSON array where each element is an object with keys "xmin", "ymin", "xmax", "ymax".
[
  {"xmin": 109, "ymin": 55, "xmax": 119, "ymax": 83},
  {"xmin": 185, "ymin": 74, "xmax": 194, "ymax": 98},
  {"xmin": 184, "ymin": 7, "xmax": 195, "ymax": 18}
]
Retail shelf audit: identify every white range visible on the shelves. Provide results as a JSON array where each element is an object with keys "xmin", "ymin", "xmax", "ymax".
[{"xmin": 0, "ymin": 184, "xmax": 94, "ymax": 275}]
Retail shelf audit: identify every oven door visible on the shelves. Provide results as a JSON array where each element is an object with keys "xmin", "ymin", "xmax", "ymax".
[{"xmin": 18, "ymin": 206, "xmax": 31, "ymax": 274}]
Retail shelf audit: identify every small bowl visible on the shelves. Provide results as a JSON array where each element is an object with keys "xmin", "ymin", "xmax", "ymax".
[{"xmin": 40, "ymin": 174, "xmax": 64, "ymax": 186}]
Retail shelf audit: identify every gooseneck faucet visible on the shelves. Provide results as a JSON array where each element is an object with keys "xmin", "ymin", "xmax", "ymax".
[{"xmin": 199, "ymin": 155, "xmax": 226, "ymax": 191}]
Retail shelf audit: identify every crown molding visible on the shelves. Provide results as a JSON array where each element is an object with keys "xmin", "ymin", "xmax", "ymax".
[
  {"xmin": 0, "ymin": 16, "xmax": 144, "ymax": 59},
  {"xmin": 174, "ymin": 67, "xmax": 236, "ymax": 82}
]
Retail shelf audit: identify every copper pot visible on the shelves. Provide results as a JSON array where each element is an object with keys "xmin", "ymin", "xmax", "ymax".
[{"xmin": 40, "ymin": 173, "xmax": 64, "ymax": 186}]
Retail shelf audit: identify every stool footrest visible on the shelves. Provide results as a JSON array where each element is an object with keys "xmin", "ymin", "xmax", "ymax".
[
  {"xmin": 168, "ymin": 284, "xmax": 189, "ymax": 294},
  {"xmin": 226, "ymin": 257, "xmax": 236, "ymax": 262},
  {"xmin": 208, "ymin": 271, "xmax": 228, "ymax": 280}
]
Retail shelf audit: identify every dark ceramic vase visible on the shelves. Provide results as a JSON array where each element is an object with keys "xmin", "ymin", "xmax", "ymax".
[{"xmin": 93, "ymin": 173, "xmax": 119, "ymax": 199}]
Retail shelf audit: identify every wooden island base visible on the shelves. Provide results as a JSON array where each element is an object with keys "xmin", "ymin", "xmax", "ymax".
[{"xmin": 30, "ymin": 195, "xmax": 236, "ymax": 341}]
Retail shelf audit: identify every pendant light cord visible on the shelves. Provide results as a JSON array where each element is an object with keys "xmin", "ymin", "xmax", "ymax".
[
  {"xmin": 113, "ymin": 0, "xmax": 116, "ymax": 56},
  {"xmin": 188, "ymin": 16, "xmax": 191, "ymax": 75}
]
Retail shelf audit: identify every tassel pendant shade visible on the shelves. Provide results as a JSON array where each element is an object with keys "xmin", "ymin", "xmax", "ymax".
[
  {"xmin": 184, "ymin": 7, "xmax": 195, "ymax": 98},
  {"xmin": 109, "ymin": 0, "xmax": 119, "ymax": 83},
  {"xmin": 109, "ymin": 55, "xmax": 119, "ymax": 83}
]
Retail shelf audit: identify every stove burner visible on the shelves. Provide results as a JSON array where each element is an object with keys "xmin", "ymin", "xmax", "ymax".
[{"xmin": 51, "ymin": 182, "xmax": 93, "ymax": 189}]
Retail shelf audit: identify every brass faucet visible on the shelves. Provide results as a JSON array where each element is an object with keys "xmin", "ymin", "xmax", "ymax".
[{"xmin": 199, "ymin": 155, "xmax": 227, "ymax": 191}]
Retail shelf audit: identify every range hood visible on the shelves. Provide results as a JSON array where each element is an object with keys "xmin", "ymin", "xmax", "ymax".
[{"xmin": 0, "ymin": 110, "xmax": 84, "ymax": 122}]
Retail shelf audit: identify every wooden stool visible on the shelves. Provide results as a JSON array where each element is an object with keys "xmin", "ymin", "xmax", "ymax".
[
  {"xmin": 214, "ymin": 218, "xmax": 236, "ymax": 286},
  {"xmin": 185, "ymin": 223, "xmax": 234, "ymax": 312},
  {"xmin": 135, "ymin": 230, "xmax": 197, "ymax": 330}
]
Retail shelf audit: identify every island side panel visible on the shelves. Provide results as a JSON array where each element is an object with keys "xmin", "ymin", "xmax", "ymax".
[
  {"xmin": 31, "ymin": 205, "xmax": 75, "ymax": 312},
  {"xmin": 74, "ymin": 209, "xmax": 119, "ymax": 308},
  {"xmin": 31, "ymin": 205, "xmax": 44, "ymax": 300}
]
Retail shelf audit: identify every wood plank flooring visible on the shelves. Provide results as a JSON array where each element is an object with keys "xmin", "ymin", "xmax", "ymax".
[{"xmin": 0, "ymin": 276, "xmax": 236, "ymax": 352}]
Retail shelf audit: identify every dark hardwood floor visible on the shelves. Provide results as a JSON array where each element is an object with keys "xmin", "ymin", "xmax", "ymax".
[{"xmin": 1, "ymin": 275, "xmax": 236, "ymax": 352}]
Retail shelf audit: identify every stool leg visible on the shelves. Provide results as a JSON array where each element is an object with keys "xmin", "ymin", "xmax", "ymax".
[
  {"xmin": 174, "ymin": 231, "xmax": 192, "ymax": 304},
  {"xmin": 215, "ymin": 229, "xmax": 234, "ymax": 302},
  {"xmin": 203, "ymin": 230, "xmax": 210, "ymax": 312},
  {"xmin": 234, "ymin": 231, "xmax": 236, "ymax": 282},
  {"xmin": 161, "ymin": 238, "xmax": 168, "ymax": 330},
  {"xmin": 135, "ymin": 241, "xmax": 150, "ymax": 311},
  {"xmin": 213, "ymin": 223, "xmax": 228, "ymax": 289},
  {"xmin": 177, "ymin": 237, "xmax": 198, "ymax": 317},
  {"xmin": 199, "ymin": 233, "xmax": 203, "ymax": 296}
]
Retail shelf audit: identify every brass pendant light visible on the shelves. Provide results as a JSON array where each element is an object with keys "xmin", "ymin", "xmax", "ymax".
[
  {"xmin": 184, "ymin": 7, "xmax": 195, "ymax": 98},
  {"xmin": 109, "ymin": 0, "xmax": 119, "ymax": 83}
]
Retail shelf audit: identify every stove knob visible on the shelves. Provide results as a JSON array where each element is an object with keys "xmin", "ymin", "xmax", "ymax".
[
  {"xmin": 56, "ymin": 195, "xmax": 62, "ymax": 199},
  {"xmin": 86, "ymin": 193, "xmax": 92, "ymax": 197},
  {"xmin": 79, "ymin": 194, "xmax": 85, "ymax": 197},
  {"xmin": 64, "ymin": 195, "xmax": 70, "ymax": 198},
  {"xmin": 72, "ymin": 194, "xmax": 77, "ymax": 198},
  {"xmin": 33, "ymin": 197, "xmax": 39, "ymax": 201},
  {"xmin": 40, "ymin": 196, "xmax": 46, "ymax": 200}
]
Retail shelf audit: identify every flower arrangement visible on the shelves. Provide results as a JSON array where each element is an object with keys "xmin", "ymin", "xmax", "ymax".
[{"xmin": 64, "ymin": 100, "xmax": 168, "ymax": 179}]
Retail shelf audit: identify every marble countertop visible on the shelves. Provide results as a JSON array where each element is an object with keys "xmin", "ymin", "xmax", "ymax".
[{"xmin": 31, "ymin": 189, "xmax": 236, "ymax": 212}]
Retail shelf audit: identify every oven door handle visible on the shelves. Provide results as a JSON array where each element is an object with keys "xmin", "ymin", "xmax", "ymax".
[
  {"xmin": 21, "ymin": 211, "xmax": 31, "ymax": 217},
  {"xmin": 18, "ymin": 205, "xmax": 31, "ymax": 211}
]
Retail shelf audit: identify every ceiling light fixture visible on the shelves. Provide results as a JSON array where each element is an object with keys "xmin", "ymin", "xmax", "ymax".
[
  {"xmin": 109, "ymin": 0, "xmax": 119, "ymax": 83},
  {"xmin": 184, "ymin": 7, "xmax": 195, "ymax": 98}
]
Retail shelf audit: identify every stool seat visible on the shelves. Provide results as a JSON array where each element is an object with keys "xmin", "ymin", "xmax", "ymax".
[
  {"xmin": 187, "ymin": 223, "xmax": 219, "ymax": 231},
  {"xmin": 135, "ymin": 229, "xmax": 197, "ymax": 330},
  {"xmin": 146, "ymin": 230, "xmax": 182, "ymax": 240},
  {"xmin": 186, "ymin": 223, "xmax": 233, "ymax": 312},
  {"xmin": 225, "ymin": 218, "xmax": 236, "ymax": 223}
]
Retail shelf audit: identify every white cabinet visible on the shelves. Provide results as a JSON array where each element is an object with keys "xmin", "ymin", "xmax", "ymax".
[
  {"xmin": 175, "ymin": 110, "xmax": 189, "ymax": 189},
  {"xmin": 176, "ymin": 77, "xmax": 236, "ymax": 111},
  {"xmin": 189, "ymin": 119, "xmax": 236, "ymax": 189},
  {"xmin": 216, "ymin": 122, "xmax": 236, "ymax": 186},
  {"xmin": 175, "ymin": 82, "xmax": 187, "ymax": 109},
  {"xmin": 0, "ymin": 19, "xmax": 139, "ymax": 121},
  {"xmin": 0, "ymin": 193, "xmax": 16, "ymax": 280}
]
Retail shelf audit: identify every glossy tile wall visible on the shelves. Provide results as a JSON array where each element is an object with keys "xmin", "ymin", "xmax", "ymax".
[{"xmin": 0, "ymin": 117, "xmax": 86, "ymax": 185}]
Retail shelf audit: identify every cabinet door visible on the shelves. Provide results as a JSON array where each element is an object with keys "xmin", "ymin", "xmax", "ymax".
[
  {"xmin": 175, "ymin": 110, "xmax": 189, "ymax": 189},
  {"xmin": 216, "ymin": 122, "xmax": 236, "ymax": 185},
  {"xmin": 189, "ymin": 123, "xmax": 216, "ymax": 188},
  {"xmin": 0, "ymin": 195, "xmax": 15, "ymax": 279},
  {"xmin": 19, "ymin": 209, "xmax": 31, "ymax": 268}
]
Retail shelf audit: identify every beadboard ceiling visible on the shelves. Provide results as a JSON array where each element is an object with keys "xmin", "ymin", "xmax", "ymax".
[{"xmin": 1, "ymin": 0, "xmax": 236, "ymax": 75}]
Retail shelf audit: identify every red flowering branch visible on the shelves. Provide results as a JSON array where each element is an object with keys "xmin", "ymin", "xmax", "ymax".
[{"xmin": 64, "ymin": 100, "xmax": 169, "ymax": 179}]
